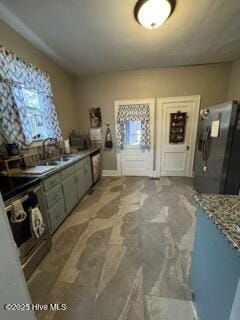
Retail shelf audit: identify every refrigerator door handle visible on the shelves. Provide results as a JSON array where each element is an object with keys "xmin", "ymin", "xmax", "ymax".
[{"xmin": 202, "ymin": 126, "xmax": 211, "ymax": 165}]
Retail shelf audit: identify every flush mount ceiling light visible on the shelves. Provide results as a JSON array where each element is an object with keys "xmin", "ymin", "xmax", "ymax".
[{"xmin": 134, "ymin": 0, "xmax": 175, "ymax": 30}]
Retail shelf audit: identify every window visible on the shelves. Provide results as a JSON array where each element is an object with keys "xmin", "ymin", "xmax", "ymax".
[
  {"xmin": 124, "ymin": 120, "xmax": 141, "ymax": 145},
  {"xmin": 21, "ymin": 88, "xmax": 47, "ymax": 140}
]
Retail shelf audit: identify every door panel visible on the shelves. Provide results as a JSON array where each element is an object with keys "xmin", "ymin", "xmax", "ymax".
[
  {"xmin": 62, "ymin": 174, "xmax": 78, "ymax": 214},
  {"xmin": 121, "ymin": 147, "xmax": 149, "ymax": 176},
  {"xmin": 121, "ymin": 148, "xmax": 149, "ymax": 176},
  {"xmin": 84, "ymin": 162, "xmax": 93, "ymax": 191},
  {"xmin": 162, "ymin": 152, "xmax": 186, "ymax": 172},
  {"xmin": 161, "ymin": 102, "xmax": 193, "ymax": 176},
  {"xmin": 76, "ymin": 166, "xmax": 86, "ymax": 200}
]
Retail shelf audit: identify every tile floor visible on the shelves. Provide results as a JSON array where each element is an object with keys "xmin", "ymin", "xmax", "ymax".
[{"xmin": 28, "ymin": 176, "xmax": 197, "ymax": 320}]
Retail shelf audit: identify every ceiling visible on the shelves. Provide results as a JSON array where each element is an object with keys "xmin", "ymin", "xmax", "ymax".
[{"xmin": 0, "ymin": 0, "xmax": 240, "ymax": 75}]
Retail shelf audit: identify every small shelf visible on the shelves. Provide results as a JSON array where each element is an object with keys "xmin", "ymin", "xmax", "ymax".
[
  {"xmin": 169, "ymin": 111, "xmax": 187, "ymax": 144},
  {"xmin": 0, "ymin": 155, "xmax": 24, "ymax": 176}
]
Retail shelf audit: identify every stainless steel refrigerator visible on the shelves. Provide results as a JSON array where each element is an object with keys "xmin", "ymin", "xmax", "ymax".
[{"xmin": 193, "ymin": 101, "xmax": 240, "ymax": 194}]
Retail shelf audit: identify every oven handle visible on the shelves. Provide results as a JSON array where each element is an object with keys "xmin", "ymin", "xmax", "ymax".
[{"xmin": 5, "ymin": 184, "xmax": 42, "ymax": 213}]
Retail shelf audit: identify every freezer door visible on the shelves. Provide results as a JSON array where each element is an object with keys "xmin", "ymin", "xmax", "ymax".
[{"xmin": 193, "ymin": 101, "xmax": 238, "ymax": 194}]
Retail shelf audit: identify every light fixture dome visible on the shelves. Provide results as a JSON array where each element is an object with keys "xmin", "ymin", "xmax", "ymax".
[{"xmin": 134, "ymin": 0, "xmax": 174, "ymax": 30}]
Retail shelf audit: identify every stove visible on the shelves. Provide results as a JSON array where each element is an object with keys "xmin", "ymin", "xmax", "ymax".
[
  {"xmin": 1, "ymin": 175, "xmax": 51, "ymax": 279},
  {"xmin": 0, "ymin": 176, "xmax": 40, "ymax": 202}
]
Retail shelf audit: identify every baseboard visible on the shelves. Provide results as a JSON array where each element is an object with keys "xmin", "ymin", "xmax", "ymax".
[
  {"xmin": 101, "ymin": 170, "xmax": 118, "ymax": 177},
  {"xmin": 152, "ymin": 170, "xmax": 157, "ymax": 178},
  {"xmin": 101, "ymin": 170, "xmax": 157, "ymax": 177}
]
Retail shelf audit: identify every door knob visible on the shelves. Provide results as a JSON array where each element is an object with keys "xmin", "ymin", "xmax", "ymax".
[{"xmin": 186, "ymin": 146, "xmax": 190, "ymax": 150}]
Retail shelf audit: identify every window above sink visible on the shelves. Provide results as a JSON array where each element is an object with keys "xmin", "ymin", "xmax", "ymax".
[{"xmin": 21, "ymin": 88, "xmax": 47, "ymax": 141}]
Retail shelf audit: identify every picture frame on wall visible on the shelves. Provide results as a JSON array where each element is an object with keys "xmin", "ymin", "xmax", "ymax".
[{"xmin": 89, "ymin": 107, "xmax": 102, "ymax": 128}]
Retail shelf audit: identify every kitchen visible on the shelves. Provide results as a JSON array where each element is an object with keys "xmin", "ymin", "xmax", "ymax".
[{"xmin": 0, "ymin": 1, "xmax": 240, "ymax": 320}]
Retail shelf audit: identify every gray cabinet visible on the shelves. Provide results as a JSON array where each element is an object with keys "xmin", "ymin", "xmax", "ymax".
[
  {"xmin": 76, "ymin": 166, "xmax": 86, "ymax": 200},
  {"xmin": 45, "ymin": 184, "xmax": 63, "ymax": 209},
  {"xmin": 75, "ymin": 156, "xmax": 92, "ymax": 199},
  {"xmin": 84, "ymin": 158, "xmax": 92, "ymax": 191},
  {"xmin": 43, "ymin": 155, "xmax": 94, "ymax": 234},
  {"xmin": 62, "ymin": 173, "xmax": 78, "ymax": 214},
  {"xmin": 48, "ymin": 199, "xmax": 66, "ymax": 232}
]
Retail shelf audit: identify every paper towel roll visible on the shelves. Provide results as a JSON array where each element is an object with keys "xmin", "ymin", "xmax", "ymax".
[{"xmin": 64, "ymin": 139, "xmax": 70, "ymax": 154}]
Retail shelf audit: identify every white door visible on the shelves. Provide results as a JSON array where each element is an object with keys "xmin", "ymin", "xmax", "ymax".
[
  {"xmin": 115, "ymin": 99, "xmax": 154, "ymax": 177},
  {"xmin": 121, "ymin": 119, "xmax": 149, "ymax": 176},
  {"xmin": 157, "ymin": 96, "xmax": 200, "ymax": 177}
]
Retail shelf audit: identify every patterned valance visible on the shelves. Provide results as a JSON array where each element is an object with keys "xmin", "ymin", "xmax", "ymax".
[
  {"xmin": 116, "ymin": 104, "xmax": 151, "ymax": 149},
  {"xmin": 0, "ymin": 46, "xmax": 61, "ymax": 148},
  {"xmin": 0, "ymin": 46, "xmax": 51, "ymax": 96}
]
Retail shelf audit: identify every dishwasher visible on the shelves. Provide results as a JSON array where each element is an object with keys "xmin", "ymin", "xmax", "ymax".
[{"xmin": 91, "ymin": 149, "xmax": 101, "ymax": 184}]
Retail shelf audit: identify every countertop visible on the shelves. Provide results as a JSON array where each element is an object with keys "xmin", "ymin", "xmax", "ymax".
[
  {"xmin": 195, "ymin": 194, "xmax": 240, "ymax": 253},
  {"xmin": 19, "ymin": 147, "xmax": 101, "ymax": 180}
]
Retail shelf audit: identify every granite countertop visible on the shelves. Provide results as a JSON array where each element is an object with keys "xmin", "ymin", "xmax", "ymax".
[
  {"xmin": 195, "ymin": 194, "xmax": 240, "ymax": 252},
  {"xmin": 19, "ymin": 147, "xmax": 101, "ymax": 180}
]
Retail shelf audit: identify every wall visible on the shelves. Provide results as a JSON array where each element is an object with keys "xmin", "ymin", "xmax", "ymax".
[
  {"xmin": 75, "ymin": 63, "xmax": 232, "ymax": 170},
  {"xmin": 0, "ymin": 19, "xmax": 78, "ymax": 138},
  {"xmin": 228, "ymin": 60, "xmax": 240, "ymax": 100}
]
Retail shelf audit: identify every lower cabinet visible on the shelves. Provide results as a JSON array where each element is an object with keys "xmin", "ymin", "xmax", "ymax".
[
  {"xmin": 84, "ymin": 159, "xmax": 93, "ymax": 191},
  {"xmin": 43, "ymin": 155, "xmax": 94, "ymax": 234},
  {"xmin": 48, "ymin": 199, "xmax": 66, "ymax": 233},
  {"xmin": 62, "ymin": 173, "xmax": 79, "ymax": 214},
  {"xmin": 75, "ymin": 156, "xmax": 93, "ymax": 199},
  {"xmin": 76, "ymin": 166, "xmax": 86, "ymax": 200}
]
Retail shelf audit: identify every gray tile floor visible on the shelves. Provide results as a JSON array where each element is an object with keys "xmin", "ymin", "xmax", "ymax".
[{"xmin": 28, "ymin": 177, "xmax": 197, "ymax": 320}]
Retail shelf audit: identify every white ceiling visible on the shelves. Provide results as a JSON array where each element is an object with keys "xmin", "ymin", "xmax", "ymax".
[{"xmin": 0, "ymin": 0, "xmax": 240, "ymax": 75}]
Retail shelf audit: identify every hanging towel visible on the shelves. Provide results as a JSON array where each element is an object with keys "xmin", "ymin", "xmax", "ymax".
[
  {"xmin": 105, "ymin": 124, "xmax": 113, "ymax": 149},
  {"xmin": 11, "ymin": 200, "xmax": 27, "ymax": 223},
  {"xmin": 30, "ymin": 206, "xmax": 46, "ymax": 238}
]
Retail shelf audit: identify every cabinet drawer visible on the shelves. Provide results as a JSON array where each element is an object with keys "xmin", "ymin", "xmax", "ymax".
[
  {"xmin": 43, "ymin": 173, "xmax": 61, "ymax": 191},
  {"xmin": 74, "ymin": 159, "xmax": 84, "ymax": 171},
  {"xmin": 48, "ymin": 199, "xmax": 66, "ymax": 233},
  {"xmin": 61, "ymin": 165, "xmax": 74, "ymax": 180},
  {"xmin": 45, "ymin": 184, "xmax": 63, "ymax": 209}
]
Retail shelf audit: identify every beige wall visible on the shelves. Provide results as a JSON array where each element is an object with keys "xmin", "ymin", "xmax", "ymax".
[
  {"xmin": 228, "ymin": 60, "xmax": 240, "ymax": 100},
  {"xmin": 0, "ymin": 19, "xmax": 78, "ymax": 138},
  {"xmin": 0, "ymin": 18, "xmax": 235, "ymax": 171},
  {"xmin": 76, "ymin": 63, "xmax": 232, "ymax": 170}
]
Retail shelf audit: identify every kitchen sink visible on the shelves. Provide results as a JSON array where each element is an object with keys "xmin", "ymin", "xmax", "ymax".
[
  {"xmin": 43, "ymin": 155, "xmax": 78, "ymax": 166},
  {"xmin": 45, "ymin": 161, "xmax": 62, "ymax": 166}
]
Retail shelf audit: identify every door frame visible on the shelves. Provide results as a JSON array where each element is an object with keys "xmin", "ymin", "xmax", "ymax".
[
  {"xmin": 114, "ymin": 98, "xmax": 155, "ymax": 177},
  {"xmin": 156, "ymin": 95, "xmax": 201, "ymax": 178}
]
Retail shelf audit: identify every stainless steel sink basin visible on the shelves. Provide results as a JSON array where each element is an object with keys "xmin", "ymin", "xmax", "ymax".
[
  {"xmin": 54, "ymin": 155, "xmax": 78, "ymax": 162},
  {"xmin": 41, "ymin": 154, "xmax": 78, "ymax": 166},
  {"xmin": 46, "ymin": 161, "xmax": 62, "ymax": 166}
]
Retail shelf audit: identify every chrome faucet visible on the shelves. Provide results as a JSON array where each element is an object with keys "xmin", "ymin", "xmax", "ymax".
[{"xmin": 42, "ymin": 138, "xmax": 59, "ymax": 160}]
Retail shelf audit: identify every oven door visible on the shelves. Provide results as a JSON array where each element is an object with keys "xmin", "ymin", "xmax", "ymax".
[{"xmin": 5, "ymin": 184, "xmax": 49, "ymax": 261}]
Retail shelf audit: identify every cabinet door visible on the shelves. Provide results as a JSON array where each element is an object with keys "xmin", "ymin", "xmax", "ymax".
[
  {"xmin": 48, "ymin": 199, "xmax": 66, "ymax": 233},
  {"xmin": 76, "ymin": 166, "xmax": 86, "ymax": 200},
  {"xmin": 84, "ymin": 161, "xmax": 93, "ymax": 191},
  {"xmin": 62, "ymin": 174, "xmax": 78, "ymax": 214}
]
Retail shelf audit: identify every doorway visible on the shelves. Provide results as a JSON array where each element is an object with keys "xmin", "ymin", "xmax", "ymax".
[
  {"xmin": 156, "ymin": 96, "xmax": 200, "ymax": 177},
  {"xmin": 115, "ymin": 99, "xmax": 155, "ymax": 177}
]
